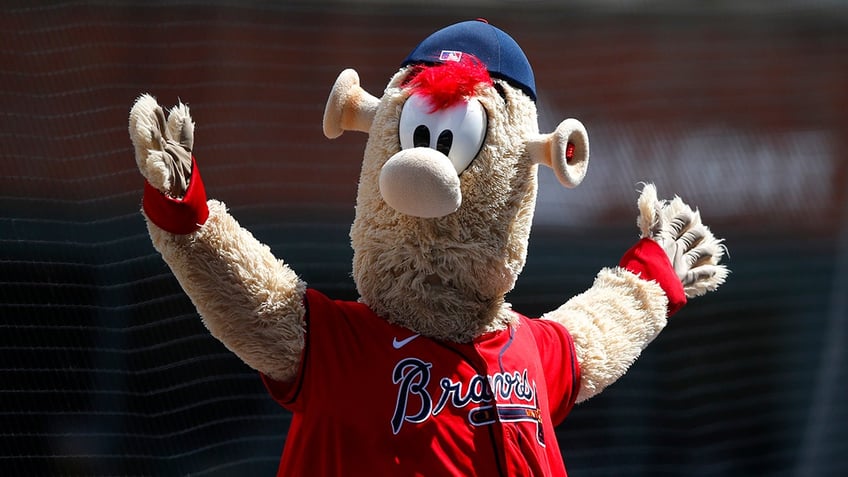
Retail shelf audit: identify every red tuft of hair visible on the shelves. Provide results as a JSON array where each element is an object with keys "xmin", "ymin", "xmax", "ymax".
[{"xmin": 406, "ymin": 54, "xmax": 493, "ymax": 112}]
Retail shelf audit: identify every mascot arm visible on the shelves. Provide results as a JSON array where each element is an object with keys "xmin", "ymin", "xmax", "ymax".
[
  {"xmin": 129, "ymin": 94, "xmax": 307, "ymax": 383},
  {"xmin": 544, "ymin": 184, "xmax": 728, "ymax": 403},
  {"xmin": 543, "ymin": 264, "xmax": 669, "ymax": 403}
]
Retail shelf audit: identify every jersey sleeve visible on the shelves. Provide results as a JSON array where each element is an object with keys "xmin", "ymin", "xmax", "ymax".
[
  {"xmin": 526, "ymin": 318, "xmax": 581, "ymax": 426},
  {"xmin": 260, "ymin": 288, "xmax": 389, "ymax": 414},
  {"xmin": 259, "ymin": 292, "xmax": 313, "ymax": 412},
  {"xmin": 260, "ymin": 289, "xmax": 334, "ymax": 413}
]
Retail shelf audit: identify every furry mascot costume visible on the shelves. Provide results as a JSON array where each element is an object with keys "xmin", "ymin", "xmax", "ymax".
[{"xmin": 129, "ymin": 20, "xmax": 728, "ymax": 477}]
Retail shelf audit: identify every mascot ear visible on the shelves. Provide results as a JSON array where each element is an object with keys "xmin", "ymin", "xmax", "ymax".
[
  {"xmin": 323, "ymin": 69, "xmax": 380, "ymax": 139},
  {"xmin": 526, "ymin": 118, "xmax": 589, "ymax": 188}
]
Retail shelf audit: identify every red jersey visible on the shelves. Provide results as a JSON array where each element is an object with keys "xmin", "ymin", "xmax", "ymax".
[{"xmin": 262, "ymin": 288, "xmax": 581, "ymax": 476}]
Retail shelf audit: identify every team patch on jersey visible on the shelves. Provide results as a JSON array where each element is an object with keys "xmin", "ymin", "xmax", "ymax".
[{"xmin": 391, "ymin": 357, "xmax": 545, "ymax": 445}]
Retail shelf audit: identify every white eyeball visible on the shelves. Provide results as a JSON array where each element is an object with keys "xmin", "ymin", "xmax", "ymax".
[{"xmin": 398, "ymin": 93, "xmax": 488, "ymax": 174}]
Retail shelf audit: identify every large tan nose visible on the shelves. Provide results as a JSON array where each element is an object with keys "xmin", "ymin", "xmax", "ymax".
[{"xmin": 379, "ymin": 148, "xmax": 461, "ymax": 218}]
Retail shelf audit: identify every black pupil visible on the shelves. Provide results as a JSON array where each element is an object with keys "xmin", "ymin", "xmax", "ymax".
[
  {"xmin": 413, "ymin": 125, "xmax": 430, "ymax": 148},
  {"xmin": 412, "ymin": 125, "xmax": 454, "ymax": 157},
  {"xmin": 436, "ymin": 130, "xmax": 453, "ymax": 156}
]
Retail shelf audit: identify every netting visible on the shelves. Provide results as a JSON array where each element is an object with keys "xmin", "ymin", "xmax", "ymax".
[{"xmin": 2, "ymin": 2, "xmax": 847, "ymax": 476}]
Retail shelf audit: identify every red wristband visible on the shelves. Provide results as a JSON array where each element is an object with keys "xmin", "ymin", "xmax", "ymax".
[
  {"xmin": 619, "ymin": 238, "xmax": 687, "ymax": 317},
  {"xmin": 142, "ymin": 156, "xmax": 209, "ymax": 235}
]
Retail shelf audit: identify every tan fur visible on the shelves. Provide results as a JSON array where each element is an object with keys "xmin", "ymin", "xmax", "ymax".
[
  {"xmin": 129, "ymin": 94, "xmax": 174, "ymax": 193},
  {"xmin": 146, "ymin": 200, "xmax": 307, "ymax": 383},
  {"xmin": 637, "ymin": 182, "xmax": 661, "ymax": 238},
  {"xmin": 637, "ymin": 184, "xmax": 729, "ymax": 298},
  {"xmin": 349, "ymin": 70, "xmax": 541, "ymax": 343},
  {"xmin": 543, "ymin": 267, "xmax": 668, "ymax": 403},
  {"xmin": 129, "ymin": 94, "xmax": 194, "ymax": 197}
]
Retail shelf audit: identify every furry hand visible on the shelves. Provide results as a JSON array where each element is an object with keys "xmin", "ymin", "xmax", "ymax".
[
  {"xmin": 129, "ymin": 94, "xmax": 194, "ymax": 198},
  {"xmin": 636, "ymin": 184, "xmax": 729, "ymax": 298}
]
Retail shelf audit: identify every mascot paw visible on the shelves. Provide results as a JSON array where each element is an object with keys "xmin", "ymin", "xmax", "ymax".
[
  {"xmin": 129, "ymin": 94, "xmax": 195, "ymax": 197},
  {"xmin": 637, "ymin": 183, "xmax": 729, "ymax": 297}
]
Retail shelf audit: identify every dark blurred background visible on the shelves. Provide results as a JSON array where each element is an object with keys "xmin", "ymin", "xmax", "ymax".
[{"xmin": 1, "ymin": 1, "xmax": 846, "ymax": 475}]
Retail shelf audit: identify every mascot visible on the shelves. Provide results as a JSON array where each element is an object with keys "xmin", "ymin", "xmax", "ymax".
[{"xmin": 129, "ymin": 19, "xmax": 727, "ymax": 477}]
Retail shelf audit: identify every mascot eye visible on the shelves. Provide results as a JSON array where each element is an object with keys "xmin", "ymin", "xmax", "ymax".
[
  {"xmin": 399, "ymin": 93, "xmax": 488, "ymax": 174},
  {"xmin": 436, "ymin": 130, "xmax": 453, "ymax": 156},
  {"xmin": 413, "ymin": 125, "xmax": 430, "ymax": 148}
]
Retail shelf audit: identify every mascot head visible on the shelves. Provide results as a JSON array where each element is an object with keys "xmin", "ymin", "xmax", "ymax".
[{"xmin": 323, "ymin": 19, "xmax": 590, "ymax": 342}]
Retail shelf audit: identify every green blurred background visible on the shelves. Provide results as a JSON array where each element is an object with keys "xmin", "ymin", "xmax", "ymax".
[{"xmin": 1, "ymin": 1, "xmax": 846, "ymax": 475}]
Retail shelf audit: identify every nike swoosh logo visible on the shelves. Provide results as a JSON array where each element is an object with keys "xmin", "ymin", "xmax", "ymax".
[{"xmin": 392, "ymin": 334, "xmax": 420, "ymax": 349}]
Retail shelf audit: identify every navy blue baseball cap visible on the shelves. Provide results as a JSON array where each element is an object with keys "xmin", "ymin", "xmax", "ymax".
[{"xmin": 401, "ymin": 19, "xmax": 537, "ymax": 102}]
